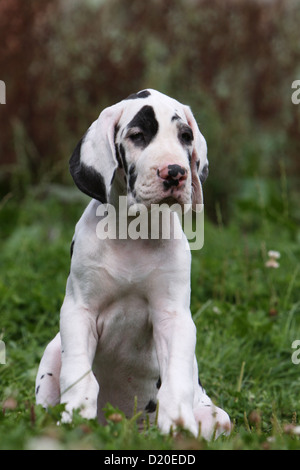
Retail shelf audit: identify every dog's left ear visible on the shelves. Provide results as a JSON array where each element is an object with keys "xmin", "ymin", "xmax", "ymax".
[
  {"xmin": 183, "ymin": 106, "xmax": 209, "ymax": 209},
  {"xmin": 69, "ymin": 102, "xmax": 124, "ymax": 203}
]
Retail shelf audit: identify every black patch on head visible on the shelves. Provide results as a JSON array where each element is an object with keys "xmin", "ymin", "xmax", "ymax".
[
  {"xmin": 200, "ymin": 163, "xmax": 209, "ymax": 183},
  {"xmin": 128, "ymin": 164, "xmax": 137, "ymax": 192},
  {"xmin": 127, "ymin": 105, "xmax": 159, "ymax": 148},
  {"xmin": 145, "ymin": 400, "xmax": 157, "ymax": 413},
  {"xmin": 69, "ymin": 134, "xmax": 107, "ymax": 203},
  {"xmin": 125, "ymin": 90, "xmax": 151, "ymax": 100}
]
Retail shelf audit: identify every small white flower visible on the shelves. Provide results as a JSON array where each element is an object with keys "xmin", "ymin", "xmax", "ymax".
[
  {"xmin": 265, "ymin": 259, "xmax": 280, "ymax": 268},
  {"xmin": 212, "ymin": 306, "xmax": 221, "ymax": 315},
  {"xmin": 267, "ymin": 250, "xmax": 281, "ymax": 259},
  {"xmin": 265, "ymin": 250, "xmax": 281, "ymax": 268},
  {"xmin": 292, "ymin": 426, "xmax": 300, "ymax": 435}
]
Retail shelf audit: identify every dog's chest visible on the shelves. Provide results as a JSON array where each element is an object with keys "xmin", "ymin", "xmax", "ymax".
[
  {"xmin": 93, "ymin": 294, "xmax": 159, "ymax": 417},
  {"xmin": 95, "ymin": 293, "xmax": 156, "ymax": 368},
  {"xmin": 91, "ymin": 239, "xmax": 170, "ymax": 368}
]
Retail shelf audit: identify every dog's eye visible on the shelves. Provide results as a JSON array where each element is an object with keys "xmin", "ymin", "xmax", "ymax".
[
  {"xmin": 181, "ymin": 130, "xmax": 193, "ymax": 145},
  {"xmin": 129, "ymin": 132, "xmax": 145, "ymax": 144}
]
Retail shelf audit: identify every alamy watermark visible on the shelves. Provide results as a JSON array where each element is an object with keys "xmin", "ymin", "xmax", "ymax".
[
  {"xmin": 95, "ymin": 197, "xmax": 204, "ymax": 250},
  {"xmin": 291, "ymin": 80, "xmax": 300, "ymax": 105},
  {"xmin": 291, "ymin": 340, "xmax": 300, "ymax": 365},
  {"xmin": 0, "ymin": 80, "xmax": 6, "ymax": 104},
  {"xmin": 0, "ymin": 340, "xmax": 6, "ymax": 364}
]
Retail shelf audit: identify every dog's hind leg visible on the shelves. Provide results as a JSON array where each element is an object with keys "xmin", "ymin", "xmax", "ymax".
[{"xmin": 35, "ymin": 333, "xmax": 61, "ymax": 407}]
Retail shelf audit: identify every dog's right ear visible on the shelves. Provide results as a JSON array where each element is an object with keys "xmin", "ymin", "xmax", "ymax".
[
  {"xmin": 183, "ymin": 105, "xmax": 208, "ymax": 210},
  {"xmin": 69, "ymin": 102, "xmax": 124, "ymax": 203}
]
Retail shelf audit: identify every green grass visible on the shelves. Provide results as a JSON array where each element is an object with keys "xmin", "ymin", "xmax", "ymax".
[{"xmin": 1, "ymin": 185, "xmax": 300, "ymax": 450}]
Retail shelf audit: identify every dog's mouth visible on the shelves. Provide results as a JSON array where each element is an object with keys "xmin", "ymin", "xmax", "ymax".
[
  {"xmin": 130, "ymin": 188, "xmax": 192, "ymax": 211},
  {"xmin": 158, "ymin": 195, "xmax": 188, "ymax": 208},
  {"xmin": 156, "ymin": 180, "xmax": 193, "ymax": 207}
]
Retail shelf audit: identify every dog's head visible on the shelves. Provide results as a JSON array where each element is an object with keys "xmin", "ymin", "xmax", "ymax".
[{"xmin": 70, "ymin": 89, "xmax": 208, "ymax": 209}]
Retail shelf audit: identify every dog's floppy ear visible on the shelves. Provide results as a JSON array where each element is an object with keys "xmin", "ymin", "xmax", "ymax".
[
  {"xmin": 183, "ymin": 105, "xmax": 209, "ymax": 209},
  {"xmin": 69, "ymin": 102, "xmax": 124, "ymax": 203}
]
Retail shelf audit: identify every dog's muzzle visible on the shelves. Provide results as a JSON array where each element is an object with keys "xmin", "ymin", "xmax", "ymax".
[{"xmin": 157, "ymin": 164, "xmax": 188, "ymax": 192}]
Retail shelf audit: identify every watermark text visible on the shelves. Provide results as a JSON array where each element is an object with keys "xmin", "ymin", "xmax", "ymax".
[
  {"xmin": 0, "ymin": 80, "xmax": 6, "ymax": 104},
  {"xmin": 0, "ymin": 340, "xmax": 6, "ymax": 364},
  {"xmin": 291, "ymin": 80, "xmax": 300, "ymax": 105},
  {"xmin": 95, "ymin": 197, "xmax": 204, "ymax": 250},
  {"xmin": 291, "ymin": 340, "xmax": 300, "ymax": 364}
]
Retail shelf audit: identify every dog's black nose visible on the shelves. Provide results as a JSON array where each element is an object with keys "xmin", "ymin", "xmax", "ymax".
[
  {"xmin": 167, "ymin": 164, "xmax": 187, "ymax": 179},
  {"xmin": 157, "ymin": 164, "xmax": 187, "ymax": 188}
]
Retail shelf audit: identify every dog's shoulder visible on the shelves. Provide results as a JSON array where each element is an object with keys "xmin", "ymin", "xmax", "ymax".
[{"xmin": 70, "ymin": 199, "xmax": 103, "ymax": 262}]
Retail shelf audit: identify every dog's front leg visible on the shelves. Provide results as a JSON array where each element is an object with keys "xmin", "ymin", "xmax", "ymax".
[
  {"xmin": 152, "ymin": 306, "xmax": 198, "ymax": 437},
  {"xmin": 59, "ymin": 296, "xmax": 99, "ymax": 422}
]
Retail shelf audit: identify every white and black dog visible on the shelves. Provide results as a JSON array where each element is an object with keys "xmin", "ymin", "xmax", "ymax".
[{"xmin": 35, "ymin": 89, "xmax": 230, "ymax": 439}]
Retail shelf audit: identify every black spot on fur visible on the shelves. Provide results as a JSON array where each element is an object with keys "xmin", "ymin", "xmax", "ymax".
[
  {"xmin": 128, "ymin": 164, "xmax": 137, "ymax": 192},
  {"xmin": 145, "ymin": 400, "xmax": 157, "ymax": 413},
  {"xmin": 115, "ymin": 144, "xmax": 123, "ymax": 169},
  {"xmin": 125, "ymin": 90, "xmax": 151, "ymax": 100},
  {"xmin": 127, "ymin": 105, "xmax": 159, "ymax": 148},
  {"xmin": 200, "ymin": 163, "xmax": 209, "ymax": 183},
  {"xmin": 187, "ymin": 150, "xmax": 192, "ymax": 165},
  {"xmin": 111, "ymin": 168, "xmax": 117, "ymax": 185},
  {"xmin": 119, "ymin": 144, "xmax": 128, "ymax": 174},
  {"xmin": 114, "ymin": 124, "xmax": 119, "ymax": 140},
  {"xmin": 70, "ymin": 240, "xmax": 75, "ymax": 258},
  {"xmin": 76, "ymin": 164, "xmax": 106, "ymax": 202},
  {"xmin": 36, "ymin": 385, "xmax": 40, "ymax": 394},
  {"xmin": 156, "ymin": 377, "xmax": 161, "ymax": 389},
  {"xmin": 69, "ymin": 134, "xmax": 107, "ymax": 203}
]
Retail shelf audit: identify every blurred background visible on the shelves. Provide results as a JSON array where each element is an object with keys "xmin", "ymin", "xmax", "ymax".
[{"xmin": 0, "ymin": 0, "xmax": 299, "ymax": 225}]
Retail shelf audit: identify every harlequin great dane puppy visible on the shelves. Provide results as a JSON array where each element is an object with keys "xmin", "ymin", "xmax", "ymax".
[{"xmin": 35, "ymin": 89, "xmax": 230, "ymax": 439}]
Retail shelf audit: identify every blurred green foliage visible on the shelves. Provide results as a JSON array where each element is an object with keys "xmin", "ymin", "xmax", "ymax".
[{"xmin": 0, "ymin": 0, "xmax": 299, "ymax": 222}]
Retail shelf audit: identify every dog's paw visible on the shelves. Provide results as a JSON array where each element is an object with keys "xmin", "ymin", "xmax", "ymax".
[
  {"xmin": 194, "ymin": 404, "xmax": 231, "ymax": 440},
  {"xmin": 157, "ymin": 399, "xmax": 199, "ymax": 437},
  {"xmin": 59, "ymin": 399, "xmax": 97, "ymax": 424}
]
